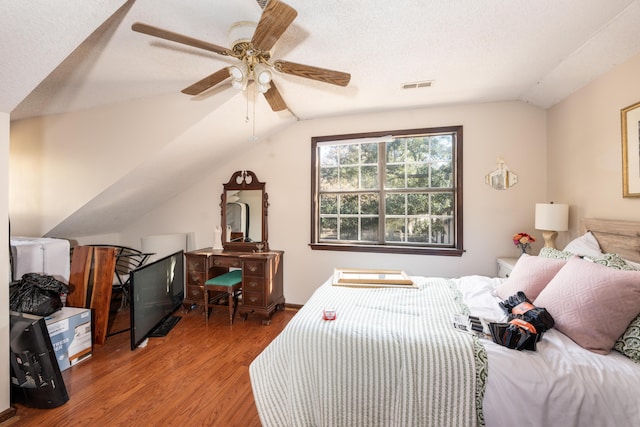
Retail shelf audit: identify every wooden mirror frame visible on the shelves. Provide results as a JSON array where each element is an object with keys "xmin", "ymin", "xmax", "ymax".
[{"xmin": 221, "ymin": 170, "xmax": 269, "ymax": 252}]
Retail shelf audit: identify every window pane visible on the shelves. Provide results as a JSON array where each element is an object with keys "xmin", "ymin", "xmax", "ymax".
[
  {"xmin": 320, "ymin": 218, "xmax": 337, "ymax": 239},
  {"xmin": 431, "ymin": 217, "xmax": 454, "ymax": 245},
  {"xmin": 361, "ymin": 143, "xmax": 378, "ymax": 164},
  {"xmin": 340, "ymin": 194, "xmax": 358, "ymax": 214},
  {"xmin": 339, "ymin": 145, "xmax": 359, "ymax": 165},
  {"xmin": 320, "ymin": 145, "xmax": 338, "ymax": 166},
  {"xmin": 407, "ymin": 193, "xmax": 429, "ymax": 215},
  {"xmin": 385, "ymin": 193, "xmax": 405, "ymax": 215},
  {"xmin": 385, "ymin": 218, "xmax": 405, "ymax": 242},
  {"xmin": 339, "ymin": 166, "xmax": 359, "ymax": 189},
  {"xmin": 407, "ymin": 217, "xmax": 430, "ymax": 242},
  {"xmin": 360, "ymin": 193, "xmax": 379, "ymax": 215},
  {"xmin": 431, "ymin": 193, "xmax": 454, "ymax": 216},
  {"xmin": 340, "ymin": 217, "xmax": 358, "ymax": 240},
  {"xmin": 360, "ymin": 218, "xmax": 378, "ymax": 241},
  {"xmin": 431, "ymin": 136, "xmax": 453, "ymax": 161},
  {"xmin": 386, "ymin": 164, "xmax": 405, "ymax": 188},
  {"xmin": 386, "ymin": 139, "xmax": 405, "ymax": 163},
  {"xmin": 431, "ymin": 162, "xmax": 452, "ymax": 187},
  {"xmin": 407, "ymin": 138, "xmax": 429, "ymax": 162},
  {"xmin": 407, "ymin": 164, "xmax": 429, "ymax": 188},
  {"xmin": 361, "ymin": 165, "xmax": 378, "ymax": 189},
  {"xmin": 320, "ymin": 194, "xmax": 338, "ymax": 214},
  {"xmin": 320, "ymin": 167, "xmax": 338, "ymax": 191}
]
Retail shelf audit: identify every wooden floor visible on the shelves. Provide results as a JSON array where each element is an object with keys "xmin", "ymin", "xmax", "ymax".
[{"xmin": 4, "ymin": 301, "xmax": 296, "ymax": 427}]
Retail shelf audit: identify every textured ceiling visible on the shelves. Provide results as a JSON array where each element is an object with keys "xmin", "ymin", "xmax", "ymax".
[
  {"xmin": 4, "ymin": 0, "xmax": 640, "ymax": 238},
  {"xmin": 5, "ymin": 0, "xmax": 640, "ymax": 121}
]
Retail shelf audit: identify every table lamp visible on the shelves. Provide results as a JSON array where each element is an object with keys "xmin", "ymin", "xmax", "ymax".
[{"xmin": 535, "ymin": 203, "xmax": 569, "ymax": 249}]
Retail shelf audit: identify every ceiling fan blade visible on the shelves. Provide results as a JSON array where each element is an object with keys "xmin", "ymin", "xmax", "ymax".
[
  {"xmin": 263, "ymin": 81, "xmax": 288, "ymax": 112},
  {"xmin": 132, "ymin": 22, "xmax": 230, "ymax": 56},
  {"xmin": 181, "ymin": 67, "xmax": 231, "ymax": 95},
  {"xmin": 273, "ymin": 60, "xmax": 351, "ymax": 87},
  {"xmin": 251, "ymin": 0, "xmax": 298, "ymax": 52}
]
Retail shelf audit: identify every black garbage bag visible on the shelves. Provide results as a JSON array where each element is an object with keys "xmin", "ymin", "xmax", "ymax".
[{"xmin": 9, "ymin": 273, "xmax": 69, "ymax": 316}]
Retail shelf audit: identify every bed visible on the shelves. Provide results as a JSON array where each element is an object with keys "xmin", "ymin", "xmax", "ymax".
[{"xmin": 250, "ymin": 219, "xmax": 640, "ymax": 426}]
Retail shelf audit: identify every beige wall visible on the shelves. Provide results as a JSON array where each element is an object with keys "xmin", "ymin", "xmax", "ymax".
[
  {"xmin": 18, "ymin": 52, "xmax": 640, "ymax": 305},
  {"xmin": 122, "ymin": 101, "xmax": 547, "ymax": 304},
  {"xmin": 547, "ymin": 52, "xmax": 640, "ymax": 248},
  {"xmin": 1, "ymin": 113, "xmax": 10, "ymax": 414}
]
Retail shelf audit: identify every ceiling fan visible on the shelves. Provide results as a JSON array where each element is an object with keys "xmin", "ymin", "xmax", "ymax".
[{"xmin": 132, "ymin": 0, "xmax": 351, "ymax": 113}]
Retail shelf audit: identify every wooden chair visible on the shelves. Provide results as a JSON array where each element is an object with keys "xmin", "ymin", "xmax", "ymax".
[{"xmin": 204, "ymin": 270, "xmax": 243, "ymax": 325}]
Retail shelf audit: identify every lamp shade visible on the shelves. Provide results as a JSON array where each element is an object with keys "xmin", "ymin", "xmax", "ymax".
[{"xmin": 534, "ymin": 203, "xmax": 569, "ymax": 231}]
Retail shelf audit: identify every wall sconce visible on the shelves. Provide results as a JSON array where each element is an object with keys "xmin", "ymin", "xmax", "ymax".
[
  {"xmin": 485, "ymin": 158, "xmax": 518, "ymax": 190},
  {"xmin": 535, "ymin": 202, "xmax": 569, "ymax": 249}
]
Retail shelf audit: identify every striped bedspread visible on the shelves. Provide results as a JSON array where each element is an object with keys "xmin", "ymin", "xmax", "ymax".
[{"xmin": 250, "ymin": 277, "xmax": 487, "ymax": 427}]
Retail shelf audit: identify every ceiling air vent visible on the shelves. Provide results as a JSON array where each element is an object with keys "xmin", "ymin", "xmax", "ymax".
[{"xmin": 401, "ymin": 80, "xmax": 434, "ymax": 89}]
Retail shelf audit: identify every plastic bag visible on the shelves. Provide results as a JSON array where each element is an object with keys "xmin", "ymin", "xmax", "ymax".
[{"xmin": 9, "ymin": 273, "xmax": 69, "ymax": 316}]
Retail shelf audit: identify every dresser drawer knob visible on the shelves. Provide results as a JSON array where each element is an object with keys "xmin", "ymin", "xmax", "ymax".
[
  {"xmin": 248, "ymin": 265, "xmax": 257, "ymax": 272},
  {"xmin": 249, "ymin": 281, "xmax": 258, "ymax": 288},
  {"xmin": 249, "ymin": 297, "xmax": 258, "ymax": 303}
]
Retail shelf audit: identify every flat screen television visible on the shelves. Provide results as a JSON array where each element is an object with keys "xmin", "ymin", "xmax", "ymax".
[
  {"xmin": 10, "ymin": 310, "xmax": 69, "ymax": 408},
  {"xmin": 130, "ymin": 250, "xmax": 184, "ymax": 350}
]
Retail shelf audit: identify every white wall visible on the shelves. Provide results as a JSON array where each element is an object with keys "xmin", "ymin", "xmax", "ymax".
[
  {"xmin": 122, "ymin": 101, "xmax": 547, "ymax": 304},
  {"xmin": 1, "ymin": 112, "xmax": 11, "ymax": 414},
  {"xmin": 547, "ymin": 52, "xmax": 640, "ymax": 248}
]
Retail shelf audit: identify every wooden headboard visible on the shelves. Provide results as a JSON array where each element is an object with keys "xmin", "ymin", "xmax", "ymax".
[{"xmin": 581, "ymin": 218, "xmax": 640, "ymax": 264}]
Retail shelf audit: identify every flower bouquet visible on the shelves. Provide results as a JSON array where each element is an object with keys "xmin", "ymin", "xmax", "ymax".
[{"xmin": 513, "ymin": 232, "xmax": 536, "ymax": 255}]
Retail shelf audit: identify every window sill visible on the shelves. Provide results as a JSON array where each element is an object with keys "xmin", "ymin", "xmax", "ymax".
[{"xmin": 309, "ymin": 243, "xmax": 464, "ymax": 256}]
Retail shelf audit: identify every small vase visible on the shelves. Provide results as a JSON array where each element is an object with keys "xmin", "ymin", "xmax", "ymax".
[{"xmin": 518, "ymin": 244, "xmax": 530, "ymax": 256}]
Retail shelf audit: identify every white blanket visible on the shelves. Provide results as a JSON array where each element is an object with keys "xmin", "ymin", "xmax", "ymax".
[{"xmin": 250, "ymin": 277, "xmax": 486, "ymax": 427}]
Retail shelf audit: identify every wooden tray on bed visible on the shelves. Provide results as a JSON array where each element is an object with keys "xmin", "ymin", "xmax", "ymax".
[{"xmin": 332, "ymin": 268, "xmax": 417, "ymax": 288}]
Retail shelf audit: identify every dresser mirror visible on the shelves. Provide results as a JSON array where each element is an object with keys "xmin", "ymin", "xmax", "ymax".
[{"xmin": 221, "ymin": 170, "xmax": 269, "ymax": 251}]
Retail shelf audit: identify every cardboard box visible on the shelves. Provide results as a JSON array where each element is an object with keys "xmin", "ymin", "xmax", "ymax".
[{"xmin": 45, "ymin": 307, "xmax": 92, "ymax": 371}]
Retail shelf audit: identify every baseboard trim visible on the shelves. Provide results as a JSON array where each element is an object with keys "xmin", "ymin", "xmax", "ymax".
[{"xmin": 0, "ymin": 406, "xmax": 18, "ymax": 424}]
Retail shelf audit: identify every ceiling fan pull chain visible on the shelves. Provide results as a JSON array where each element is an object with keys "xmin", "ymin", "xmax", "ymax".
[
  {"xmin": 252, "ymin": 84, "xmax": 257, "ymax": 140},
  {"xmin": 245, "ymin": 90, "xmax": 250, "ymax": 123}
]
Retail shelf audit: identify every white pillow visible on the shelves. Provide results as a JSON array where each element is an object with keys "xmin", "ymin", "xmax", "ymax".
[{"xmin": 562, "ymin": 231, "xmax": 603, "ymax": 258}]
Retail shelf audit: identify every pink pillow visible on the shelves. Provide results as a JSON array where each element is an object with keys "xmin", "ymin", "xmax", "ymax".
[
  {"xmin": 534, "ymin": 257, "xmax": 640, "ymax": 354},
  {"xmin": 495, "ymin": 254, "xmax": 567, "ymax": 300}
]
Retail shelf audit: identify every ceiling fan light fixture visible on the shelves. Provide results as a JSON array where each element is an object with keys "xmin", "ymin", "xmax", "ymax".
[
  {"xmin": 230, "ymin": 62, "xmax": 248, "ymax": 81},
  {"xmin": 232, "ymin": 78, "xmax": 248, "ymax": 91},
  {"xmin": 255, "ymin": 81, "xmax": 271, "ymax": 94},
  {"xmin": 254, "ymin": 63, "xmax": 272, "ymax": 85}
]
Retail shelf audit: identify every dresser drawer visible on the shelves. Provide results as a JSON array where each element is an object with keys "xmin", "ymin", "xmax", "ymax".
[
  {"xmin": 212, "ymin": 257, "xmax": 242, "ymax": 269},
  {"xmin": 243, "ymin": 261, "xmax": 264, "ymax": 276},
  {"xmin": 243, "ymin": 291, "xmax": 264, "ymax": 307},
  {"xmin": 187, "ymin": 271, "xmax": 205, "ymax": 287},
  {"xmin": 187, "ymin": 285, "xmax": 205, "ymax": 301},
  {"xmin": 244, "ymin": 277, "xmax": 265, "ymax": 292},
  {"xmin": 187, "ymin": 256, "xmax": 208, "ymax": 272}
]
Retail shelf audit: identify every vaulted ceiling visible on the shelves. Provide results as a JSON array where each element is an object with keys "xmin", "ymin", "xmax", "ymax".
[{"xmin": 3, "ymin": 0, "xmax": 640, "ymax": 237}]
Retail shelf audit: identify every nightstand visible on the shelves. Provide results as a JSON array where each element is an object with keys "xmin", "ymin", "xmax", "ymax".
[{"xmin": 496, "ymin": 257, "xmax": 519, "ymax": 278}]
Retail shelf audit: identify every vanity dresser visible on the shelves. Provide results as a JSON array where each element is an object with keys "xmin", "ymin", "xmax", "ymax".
[
  {"xmin": 185, "ymin": 248, "xmax": 284, "ymax": 324},
  {"xmin": 185, "ymin": 170, "xmax": 284, "ymax": 324}
]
